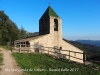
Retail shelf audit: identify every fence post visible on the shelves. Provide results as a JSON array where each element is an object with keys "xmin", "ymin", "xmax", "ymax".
[
  {"xmin": 69, "ymin": 50, "xmax": 70, "ymax": 62},
  {"xmin": 48, "ymin": 48, "xmax": 49, "ymax": 55},
  {"xmin": 41, "ymin": 46, "xmax": 43, "ymax": 54},
  {"xmin": 19, "ymin": 42, "xmax": 21, "ymax": 53},
  {"xmin": 14, "ymin": 42, "xmax": 16, "ymax": 50}
]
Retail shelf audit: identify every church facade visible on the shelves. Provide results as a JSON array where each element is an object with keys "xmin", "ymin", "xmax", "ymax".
[{"xmin": 15, "ymin": 6, "xmax": 84, "ymax": 63}]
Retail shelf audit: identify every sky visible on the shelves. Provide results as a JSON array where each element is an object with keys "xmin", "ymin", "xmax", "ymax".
[{"xmin": 0, "ymin": 0, "xmax": 100, "ymax": 40}]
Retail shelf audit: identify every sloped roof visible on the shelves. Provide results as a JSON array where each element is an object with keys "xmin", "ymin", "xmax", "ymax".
[
  {"xmin": 40, "ymin": 6, "xmax": 59, "ymax": 19},
  {"xmin": 15, "ymin": 35, "xmax": 47, "ymax": 42}
]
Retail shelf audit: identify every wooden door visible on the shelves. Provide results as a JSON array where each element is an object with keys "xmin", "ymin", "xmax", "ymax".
[{"xmin": 35, "ymin": 48, "xmax": 39, "ymax": 53}]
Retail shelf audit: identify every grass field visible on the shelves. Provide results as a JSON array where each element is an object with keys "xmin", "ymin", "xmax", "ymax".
[
  {"xmin": 12, "ymin": 53, "xmax": 100, "ymax": 75},
  {"xmin": 0, "ymin": 46, "xmax": 13, "ymax": 51},
  {"xmin": 0, "ymin": 46, "xmax": 11, "ymax": 50}
]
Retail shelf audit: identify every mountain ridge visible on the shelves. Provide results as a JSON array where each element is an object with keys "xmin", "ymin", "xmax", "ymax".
[{"xmin": 76, "ymin": 40, "xmax": 100, "ymax": 47}]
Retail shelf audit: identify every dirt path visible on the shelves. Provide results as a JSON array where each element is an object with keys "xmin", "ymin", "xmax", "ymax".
[{"xmin": 0, "ymin": 48, "xmax": 23, "ymax": 75}]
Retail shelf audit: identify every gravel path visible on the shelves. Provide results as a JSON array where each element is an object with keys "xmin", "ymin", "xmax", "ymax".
[{"xmin": 0, "ymin": 48, "xmax": 23, "ymax": 75}]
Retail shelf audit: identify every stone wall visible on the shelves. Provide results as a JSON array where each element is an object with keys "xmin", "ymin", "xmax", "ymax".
[
  {"xmin": 29, "ymin": 34, "xmax": 54, "ymax": 52},
  {"xmin": 61, "ymin": 40, "xmax": 83, "ymax": 63}
]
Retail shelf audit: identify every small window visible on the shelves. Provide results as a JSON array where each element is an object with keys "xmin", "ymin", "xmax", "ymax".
[
  {"xmin": 21, "ymin": 42, "xmax": 24, "ymax": 44},
  {"xmin": 54, "ymin": 19, "xmax": 58, "ymax": 31},
  {"xmin": 26, "ymin": 41, "xmax": 30, "ymax": 47}
]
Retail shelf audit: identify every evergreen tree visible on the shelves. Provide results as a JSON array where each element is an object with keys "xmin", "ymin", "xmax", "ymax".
[
  {"xmin": 0, "ymin": 11, "xmax": 20, "ymax": 45},
  {"xmin": 20, "ymin": 26, "xmax": 27, "ymax": 39}
]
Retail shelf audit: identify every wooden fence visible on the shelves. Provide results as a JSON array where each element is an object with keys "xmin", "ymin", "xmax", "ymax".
[
  {"xmin": 14, "ymin": 45, "xmax": 86, "ymax": 64},
  {"xmin": 41, "ymin": 47, "xmax": 85, "ymax": 64}
]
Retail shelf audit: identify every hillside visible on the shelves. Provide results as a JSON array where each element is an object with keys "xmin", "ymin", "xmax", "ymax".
[
  {"xmin": 76, "ymin": 40, "xmax": 100, "ymax": 47},
  {"xmin": 64, "ymin": 39, "xmax": 100, "ymax": 54},
  {"xmin": 12, "ymin": 53, "xmax": 100, "ymax": 75},
  {"xmin": 0, "ymin": 11, "xmax": 20, "ymax": 45}
]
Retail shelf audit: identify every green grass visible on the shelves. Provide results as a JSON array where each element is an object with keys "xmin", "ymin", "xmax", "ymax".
[
  {"xmin": 12, "ymin": 53, "xmax": 100, "ymax": 75},
  {"xmin": 0, "ymin": 46, "xmax": 12, "ymax": 50}
]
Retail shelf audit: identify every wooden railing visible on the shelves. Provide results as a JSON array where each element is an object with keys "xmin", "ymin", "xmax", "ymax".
[
  {"xmin": 14, "ymin": 46, "xmax": 86, "ymax": 64},
  {"xmin": 40, "ymin": 47, "xmax": 86, "ymax": 63}
]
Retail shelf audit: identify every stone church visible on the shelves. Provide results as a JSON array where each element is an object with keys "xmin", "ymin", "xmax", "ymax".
[{"xmin": 15, "ymin": 6, "xmax": 84, "ymax": 63}]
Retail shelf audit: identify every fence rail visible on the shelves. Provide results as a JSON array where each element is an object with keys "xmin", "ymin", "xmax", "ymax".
[
  {"xmin": 14, "ymin": 45, "xmax": 86, "ymax": 64},
  {"xmin": 41, "ymin": 47, "xmax": 85, "ymax": 62}
]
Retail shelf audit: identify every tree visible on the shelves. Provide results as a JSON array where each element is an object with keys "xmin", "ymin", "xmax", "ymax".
[
  {"xmin": 20, "ymin": 26, "xmax": 27, "ymax": 39},
  {"xmin": 0, "ymin": 11, "xmax": 20, "ymax": 45}
]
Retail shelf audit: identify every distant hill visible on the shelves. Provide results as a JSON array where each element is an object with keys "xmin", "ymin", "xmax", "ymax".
[
  {"xmin": 76, "ymin": 40, "xmax": 100, "ymax": 47},
  {"xmin": 25, "ymin": 32, "xmax": 39, "ymax": 38},
  {"xmin": 33, "ymin": 32, "xmax": 39, "ymax": 36},
  {"xmin": 63, "ymin": 39, "xmax": 100, "ymax": 54}
]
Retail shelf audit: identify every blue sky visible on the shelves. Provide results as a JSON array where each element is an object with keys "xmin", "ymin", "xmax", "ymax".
[{"xmin": 0, "ymin": 0, "xmax": 100, "ymax": 40}]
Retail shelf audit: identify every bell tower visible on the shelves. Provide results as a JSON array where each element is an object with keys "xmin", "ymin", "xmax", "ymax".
[
  {"xmin": 39, "ymin": 6, "xmax": 62, "ymax": 34},
  {"xmin": 39, "ymin": 6, "xmax": 62, "ymax": 46}
]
